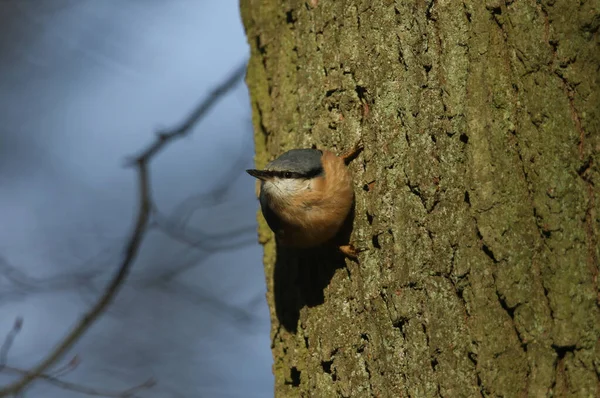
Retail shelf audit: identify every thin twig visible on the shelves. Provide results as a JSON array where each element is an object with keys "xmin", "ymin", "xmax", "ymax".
[
  {"xmin": 164, "ymin": 281, "xmax": 254, "ymax": 323},
  {"xmin": 167, "ymin": 141, "xmax": 253, "ymax": 230},
  {"xmin": 0, "ymin": 255, "xmax": 105, "ymax": 293},
  {"xmin": 0, "ymin": 61, "xmax": 247, "ymax": 397},
  {"xmin": 153, "ymin": 212, "xmax": 257, "ymax": 252},
  {"xmin": 2, "ymin": 366, "xmax": 154, "ymax": 398},
  {"xmin": 49, "ymin": 355, "xmax": 80, "ymax": 378},
  {"xmin": 131, "ymin": 62, "xmax": 247, "ymax": 165},
  {"xmin": 0, "ymin": 318, "xmax": 23, "ymax": 369}
]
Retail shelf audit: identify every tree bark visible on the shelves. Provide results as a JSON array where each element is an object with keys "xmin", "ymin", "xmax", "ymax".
[{"xmin": 241, "ymin": 1, "xmax": 599, "ymax": 396}]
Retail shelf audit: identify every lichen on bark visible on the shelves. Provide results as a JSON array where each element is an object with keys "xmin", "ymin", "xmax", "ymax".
[{"xmin": 241, "ymin": 0, "xmax": 600, "ymax": 396}]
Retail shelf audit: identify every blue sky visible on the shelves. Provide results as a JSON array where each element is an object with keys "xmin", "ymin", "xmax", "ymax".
[{"xmin": 0, "ymin": 2, "xmax": 272, "ymax": 397}]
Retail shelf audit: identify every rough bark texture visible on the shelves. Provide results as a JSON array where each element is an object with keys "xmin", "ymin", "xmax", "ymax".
[{"xmin": 241, "ymin": 0, "xmax": 599, "ymax": 396}]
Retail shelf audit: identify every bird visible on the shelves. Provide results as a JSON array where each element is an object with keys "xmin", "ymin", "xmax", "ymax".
[{"xmin": 246, "ymin": 143, "xmax": 363, "ymax": 259}]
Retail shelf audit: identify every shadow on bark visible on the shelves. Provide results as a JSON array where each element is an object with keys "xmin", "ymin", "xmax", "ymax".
[
  {"xmin": 273, "ymin": 246, "xmax": 346, "ymax": 333},
  {"xmin": 273, "ymin": 205, "xmax": 356, "ymax": 333}
]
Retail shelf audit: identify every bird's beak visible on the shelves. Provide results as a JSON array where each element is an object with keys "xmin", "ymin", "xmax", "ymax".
[{"xmin": 246, "ymin": 169, "xmax": 271, "ymax": 181}]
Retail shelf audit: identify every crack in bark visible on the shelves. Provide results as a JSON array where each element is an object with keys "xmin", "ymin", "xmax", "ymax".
[
  {"xmin": 489, "ymin": 5, "xmax": 503, "ymax": 30},
  {"xmin": 406, "ymin": 176, "xmax": 427, "ymax": 210},
  {"xmin": 463, "ymin": 2, "xmax": 472, "ymax": 24},
  {"xmin": 255, "ymin": 101, "xmax": 270, "ymax": 137},
  {"xmin": 425, "ymin": 0, "xmax": 436, "ymax": 22},
  {"xmin": 396, "ymin": 34, "xmax": 409, "ymax": 71},
  {"xmin": 554, "ymin": 73, "xmax": 599, "ymax": 306},
  {"xmin": 475, "ymin": 224, "xmax": 499, "ymax": 263},
  {"xmin": 556, "ymin": 73, "xmax": 586, "ymax": 160},
  {"xmin": 286, "ymin": 366, "xmax": 301, "ymax": 387},
  {"xmin": 550, "ymin": 344, "xmax": 577, "ymax": 395},
  {"xmin": 467, "ymin": 350, "xmax": 484, "ymax": 397},
  {"xmin": 495, "ymin": 287, "xmax": 527, "ymax": 350},
  {"xmin": 321, "ymin": 359, "xmax": 337, "ymax": 381},
  {"xmin": 254, "ymin": 34, "xmax": 268, "ymax": 73},
  {"xmin": 362, "ymin": 356, "xmax": 374, "ymax": 397},
  {"xmin": 505, "ymin": 76, "xmax": 565, "ymax": 396},
  {"xmin": 447, "ymin": 244, "xmax": 471, "ymax": 319},
  {"xmin": 392, "ymin": 318, "xmax": 407, "ymax": 339}
]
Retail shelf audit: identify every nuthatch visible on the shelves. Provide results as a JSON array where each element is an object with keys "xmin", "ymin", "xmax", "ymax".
[{"xmin": 246, "ymin": 144, "xmax": 363, "ymax": 258}]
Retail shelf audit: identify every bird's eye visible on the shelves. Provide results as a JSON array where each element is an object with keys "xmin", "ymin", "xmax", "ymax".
[{"xmin": 284, "ymin": 172, "xmax": 292, "ymax": 178}]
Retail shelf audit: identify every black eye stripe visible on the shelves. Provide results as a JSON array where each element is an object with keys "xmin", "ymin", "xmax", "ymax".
[
  {"xmin": 271, "ymin": 167, "xmax": 324, "ymax": 179},
  {"xmin": 273, "ymin": 171, "xmax": 299, "ymax": 179}
]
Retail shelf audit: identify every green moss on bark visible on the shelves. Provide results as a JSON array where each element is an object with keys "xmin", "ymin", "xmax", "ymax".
[{"xmin": 241, "ymin": 0, "xmax": 599, "ymax": 396}]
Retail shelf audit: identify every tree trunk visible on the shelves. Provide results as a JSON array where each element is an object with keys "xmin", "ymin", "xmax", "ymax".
[{"xmin": 241, "ymin": 0, "xmax": 599, "ymax": 396}]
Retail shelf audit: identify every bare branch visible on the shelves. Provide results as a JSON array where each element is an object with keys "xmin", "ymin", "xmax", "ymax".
[
  {"xmin": 127, "ymin": 62, "xmax": 248, "ymax": 165},
  {"xmin": 153, "ymin": 212, "xmax": 257, "ymax": 252},
  {"xmin": 48, "ymin": 355, "xmax": 80, "ymax": 378},
  {"xmin": 0, "ymin": 318, "xmax": 23, "ymax": 369},
  {"xmin": 0, "ymin": 61, "xmax": 247, "ymax": 396},
  {"xmin": 2, "ymin": 366, "xmax": 155, "ymax": 398},
  {"xmin": 152, "ymin": 151, "xmax": 257, "ymax": 251},
  {"xmin": 132, "ymin": 249, "xmax": 212, "ymax": 285},
  {"xmin": 0, "ymin": 255, "xmax": 103, "ymax": 302},
  {"xmin": 162, "ymin": 281, "xmax": 255, "ymax": 323},
  {"xmin": 166, "ymin": 141, "xmax": 252, "ymax": 230}
]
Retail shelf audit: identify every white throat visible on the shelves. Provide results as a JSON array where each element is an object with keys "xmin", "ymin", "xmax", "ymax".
[{"xmin": 263, "ymin": 178, "xmax": 311, "ymax": 205}]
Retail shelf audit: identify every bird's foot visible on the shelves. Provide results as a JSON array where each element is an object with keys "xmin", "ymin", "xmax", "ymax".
[
  {"xmin": 340, "ymin": 141, "xmax": 364, "ymax": 165},
  {"xmin": 338, "ymin": 244, "xmax": 366, "ymax": 261}
]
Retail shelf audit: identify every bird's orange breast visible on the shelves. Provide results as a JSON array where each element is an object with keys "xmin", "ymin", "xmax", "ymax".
[{"xmin": 276, "ymin": 150, "xmax": 354, "ymax": 248}]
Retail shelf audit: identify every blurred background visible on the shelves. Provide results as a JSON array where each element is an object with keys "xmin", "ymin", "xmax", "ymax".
[{"xmin": 0, "ymin": 1, "xmax": 272, "ymax": 397}]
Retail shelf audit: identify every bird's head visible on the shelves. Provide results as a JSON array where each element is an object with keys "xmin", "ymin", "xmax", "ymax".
[{"xmin": 246, "ymin": 148, "xmax": 324, "ymax": 204}]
